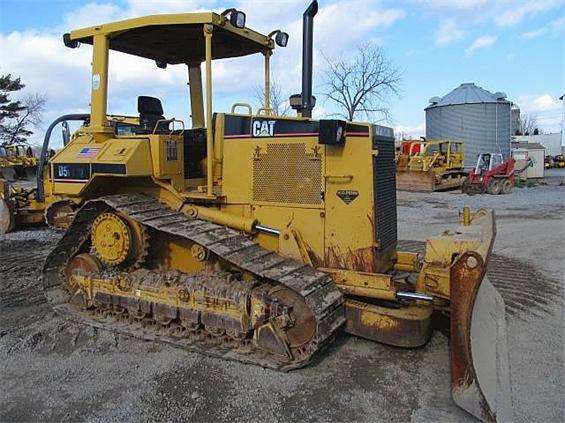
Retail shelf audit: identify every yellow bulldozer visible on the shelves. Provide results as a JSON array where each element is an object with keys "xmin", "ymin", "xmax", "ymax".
[
  {"xmin": 396, "ymin": 139, "xmax": 468, "ymax": 192},
  {"xmin": 0, "ymin": 143, "xmax": 38, "ymax": 181},
  {"xmin": 0, "ymin": 115, "xmax": 140, "ymax": 233},
  {"xmin": 32, "ymin": 2, "xmax": 510, "ymax": 421}
]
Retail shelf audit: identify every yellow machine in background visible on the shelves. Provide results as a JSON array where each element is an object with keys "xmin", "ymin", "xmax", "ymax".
[
  {"xmin": 0, "ymin": 115, "xmax": 141, "ymax": 233},
  {"xmin": 396, "ymin": 139, "xmax": 467, "ymax": 192},
  {"xmin": 35, "ymin": 2, "xmax": 510, "ymax": 421},
  {"xmin": 0, "ymin": 143, "xmax": 38, "ymax": 181},
  {"xmin": 554, "ymin": 154, "xmax": 565, "ymax": 168}
]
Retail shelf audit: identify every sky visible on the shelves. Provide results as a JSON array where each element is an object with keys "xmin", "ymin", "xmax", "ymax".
[{"xmin": 0, "ymin": 0, "xmax": 564, "ymax": 146}]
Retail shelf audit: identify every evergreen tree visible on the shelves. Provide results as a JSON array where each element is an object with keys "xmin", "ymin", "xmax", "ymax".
[
  {"xmin": 0, "ymin": 74, "xmax": 26, "ymax": 126},
  {"xmin": 0, "ymin": 74, "xmax": 45, "ymax": 144}
]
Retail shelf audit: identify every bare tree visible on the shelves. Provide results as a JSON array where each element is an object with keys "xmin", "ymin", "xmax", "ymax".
[
  {"xmin": 516, "ymin": 113, "xmax": 542, "ymax": 136},
  {"xmin": 321, "ymin": 43, "xmax": 401, "ymax": 122},
  {"xmin": 254, "ymin": 79, "xmax": 291, "ymax": 117},
  {"xmin": 1, "ymin": 93, "xmax": 47, "ymax": 145}
]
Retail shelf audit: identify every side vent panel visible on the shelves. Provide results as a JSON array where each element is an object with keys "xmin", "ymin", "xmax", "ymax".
[
  {"xmin": 372, "ymin": 125, "xmax": 397, "ymax": 252},
  {"xmin": 252, "ymin": 143, "xmax": 322, "ymax": 204}
]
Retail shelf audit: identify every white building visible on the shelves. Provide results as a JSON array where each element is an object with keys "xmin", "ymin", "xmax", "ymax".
[
  {"xmin": 512, "ymin": 143, "xmax": 545, "ymax": 179},
  {"xmin": 512, "ymin": 133, "xmax": 562, "ymax": 156}
]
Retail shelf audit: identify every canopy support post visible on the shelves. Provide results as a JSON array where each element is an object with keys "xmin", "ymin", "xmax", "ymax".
[
  {"xmin": 90, "ymin": 34, "xmax": 112, "ymax": 138},
  {"xmin": 203, "ymin": 24, "xmax": 214, "ymax": 197},
  {"xmin": 188, "ymin": 64, "xmax": 205, "ymax": 128},
  {"xmin": 264, "ymin": 50, "xmax": 271, "ymax": 113}
]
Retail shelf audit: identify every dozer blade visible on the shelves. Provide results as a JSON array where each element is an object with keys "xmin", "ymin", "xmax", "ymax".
[
  {"xmin": 0, "ymin": 167, "xmax": 17, "ymax": 182},
  {"xmin": 462, "ymin": 180, "xmax": 486, "ymax": 196},
  {"xmin": 395, "ymin": 170, "xmax": 436, "ymax": 192},
  {"xmin": 450, "ymin": 251, "xmax": 512, "ymax": 422}
]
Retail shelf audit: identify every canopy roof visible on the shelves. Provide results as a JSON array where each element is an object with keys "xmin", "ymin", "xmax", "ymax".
[{"xmin": 69, "ymin": 12, "xmax": 272, "ymax": 64}]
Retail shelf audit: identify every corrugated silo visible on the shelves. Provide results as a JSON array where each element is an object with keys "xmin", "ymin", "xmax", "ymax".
[{"xmin": 426, "ymin": 83, "xmax": 511, "ymax": 167}]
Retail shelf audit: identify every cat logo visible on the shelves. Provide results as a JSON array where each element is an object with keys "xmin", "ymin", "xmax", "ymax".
[{"xmin": 252, "ymin": 119, "xmax": 275, "ymax": 137}]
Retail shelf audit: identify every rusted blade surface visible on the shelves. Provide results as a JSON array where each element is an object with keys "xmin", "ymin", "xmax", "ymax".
[
  {"xmin": 0, "ymin": 198, "xmax": 15, "ymax": 234},
  {"xmin": 451, "ymin": 252, "xmax": 512, "ymax": 422}
]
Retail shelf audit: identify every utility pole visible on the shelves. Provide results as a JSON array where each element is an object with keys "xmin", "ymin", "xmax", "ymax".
[{"xmin": 559, "ymin": 94, "xmax": 565, "ymax": 150}]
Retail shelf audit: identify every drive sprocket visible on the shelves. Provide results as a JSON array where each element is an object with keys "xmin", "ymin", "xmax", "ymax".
[{"xmin": 90, "ymin": 212, "xmax": 148, "ymax": 268}]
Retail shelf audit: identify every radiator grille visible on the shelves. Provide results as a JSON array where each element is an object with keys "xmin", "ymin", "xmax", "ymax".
[
  {"xmin": 373, "ymin": 127, "xmax": 397, "ymax": 251},
  {"xmin": 252, "ymin": 143, "xmax": 322, "ymax": 204}
]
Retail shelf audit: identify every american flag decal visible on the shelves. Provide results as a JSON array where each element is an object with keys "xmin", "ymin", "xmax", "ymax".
[{"xmin": 77, "ymin": 147, "xmax": 101, "ymax": 158}]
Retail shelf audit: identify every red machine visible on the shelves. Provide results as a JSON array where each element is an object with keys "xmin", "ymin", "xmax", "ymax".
[
  {"xmin": 462, "ymin": 153, "xmax": 516, "ymax": 195},
  {"xmin": 400, "ymin": 140, "xmax": 423, "ymax": 155}
]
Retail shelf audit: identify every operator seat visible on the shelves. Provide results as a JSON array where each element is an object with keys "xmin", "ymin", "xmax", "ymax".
[{"xmin": 138, "ymin": 96, "xmax": 165, "ymax": 133}]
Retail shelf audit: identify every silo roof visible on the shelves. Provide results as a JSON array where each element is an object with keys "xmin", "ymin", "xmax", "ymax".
[{"xmin": 426, "ymin": 83, "xmax": 510, "ymax": 109}]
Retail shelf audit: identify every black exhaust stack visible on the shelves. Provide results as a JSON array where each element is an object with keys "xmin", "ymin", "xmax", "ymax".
[{"xmin": 290, "ymin": 0, "xmax": 318, "ymax": 118}]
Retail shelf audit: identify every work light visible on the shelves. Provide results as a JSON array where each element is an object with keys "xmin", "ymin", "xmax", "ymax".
[
  {"xmin": 268, "ymin": 30, "xmax": 289, "ymax": 48},
  {"xmin": 221, "ymin": 8, "xmax": 246, "ymax": 28},
  {"xmin": 275, "ymin": 31, "xmax": 289, "ymax": 47},
  {"xmin": 230, "ymin": 10, "xmax": 246, "ymax": 28}
]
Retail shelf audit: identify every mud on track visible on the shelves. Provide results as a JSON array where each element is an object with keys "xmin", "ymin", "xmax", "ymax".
[{"xmin": 1, "ymin": 235, "xmax": 560, "ymax": 331}]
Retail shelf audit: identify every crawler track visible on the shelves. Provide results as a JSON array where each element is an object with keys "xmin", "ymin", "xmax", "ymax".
[{"xmin": 43, "ymin": 194, "xmax": 345, "ymax": 370}]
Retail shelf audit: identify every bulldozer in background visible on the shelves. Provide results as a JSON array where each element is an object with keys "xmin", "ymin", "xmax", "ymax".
[
  {"xmin": 544, "ymin": 155, "xmax": 554, "ymax": 169},
  {"xmin": 553, "ymin": 154, "xmax": 565, "ymax": 168},
  {"xmin": 33, "ymin": 2, "xmax": 510, "ymax": 421},
  {"xmin": 0, "ymin": 115, "xmax": 141, "ymax": 233},
  {"xmin": 0, "ymin": 143, "xmax": 38, "ymax": 181},
  {"xmin": 395, "ymin": 139, "xmax": 468, "ymax": 192}
]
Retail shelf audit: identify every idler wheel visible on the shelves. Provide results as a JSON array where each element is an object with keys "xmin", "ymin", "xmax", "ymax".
[
  {"xmin": 45, "ymin": 200, "xmax": 75, "ymax": 230},
  {"xmin": 64, "ymin": 253, "xmax": 102, "ymax": 297},
  {"xmin": 269, "ymin": 287, "xmax": 316, "ymax": 349}
]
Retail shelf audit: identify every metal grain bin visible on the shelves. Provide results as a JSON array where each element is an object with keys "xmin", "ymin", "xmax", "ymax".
[{"xmin": 426, "ymin": 83, "xmax": 511, "ymax": 168}]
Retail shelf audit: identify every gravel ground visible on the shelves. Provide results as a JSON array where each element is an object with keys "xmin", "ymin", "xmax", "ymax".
[{"xmin": 1, "ymin": 176, "xmax": 563, "ymax": 422}]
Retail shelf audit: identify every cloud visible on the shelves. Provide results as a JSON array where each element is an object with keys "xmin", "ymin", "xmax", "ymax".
[
  {"xmin": 1, "ymin": 0, "xmax": 408, "ymax": 145},
  {"xmin": 411, "ymin": 0, "xmax": 565, "ymax": 41},
  {"xmin": 553, "ymin": 16, "xmax": 565, "ymax": 29},
  {"xmin": 531, "ymin": 94, "xmax": 562, "ymax": 112},
  {"xmin": 62, "ymin": 2, "xmax": 125, "ymax": 30},
  {"xmin": 394, "ymin": 122, "xmax": 425, "ymax": 139},
  {"xmin": 465, "ymin": 35, "xmax": 497, "ymax": 56},
  {"xmin": 411, "ymin": 0, "xmax": 489, "ymax": 11},
  {"xmin": 515, "ymin": 94, "xmax": 562, "ymax": 114},
  {"xmin": 515, "ymin": 93, "xmax": 563, "ymax": 133},
  {"xmin": 521, "ymin": 27, "xmax": 548, "ymax": 39},
  {"xmin": 521, "ymin": 16, "xmax": 565, "ymax": 39},
  {"xmin": 494, "ymin": 0, "xmax": 562, "ymax": 27},
  {"xmin": 435, "ymin": 19, "xmax": 464, "ymax": 45},
  {"xmin": 126, "ymin": 0, "xmax": 214, "ymax": 15}
]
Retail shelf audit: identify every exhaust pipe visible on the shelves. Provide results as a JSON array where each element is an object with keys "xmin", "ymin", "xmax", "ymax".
[
  {"xmin": 301, "ymin": 0, "xmax": 318, "ymax": 118},
  {"xmin": 291, "ymin": 0, "xmax": 318, "ymax": 118}
]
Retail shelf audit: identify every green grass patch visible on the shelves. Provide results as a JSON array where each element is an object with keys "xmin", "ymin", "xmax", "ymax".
[{"xmin": 515, "ymin": 179, "xmax": 538, "ymax": 188}]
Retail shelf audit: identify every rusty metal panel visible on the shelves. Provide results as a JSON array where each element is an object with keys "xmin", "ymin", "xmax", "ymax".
[
  {"xmin": 450, "ymin": 251, "xmax": 511, "ymax": 422},
  {"xmin": 395, "ymin": 169, "xmax": 436, "ymax": 192},
  {"xmin": 344, "ymin": 299, "xmax": 432, "ymax": 347}
]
